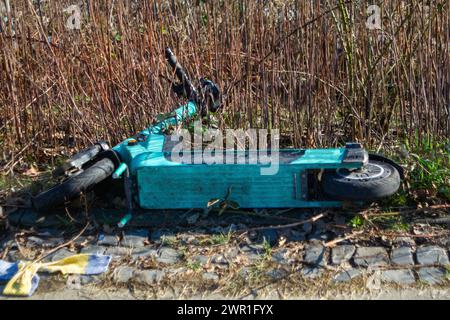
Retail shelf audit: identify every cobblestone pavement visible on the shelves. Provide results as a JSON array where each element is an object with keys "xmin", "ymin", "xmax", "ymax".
[
  {"xmin": 1, "ymin": 208, "xmax": 449, "ymax": 299},
  {"xmin": 2, "ymin": 286, "xmax": 448, "ymax": 300}
]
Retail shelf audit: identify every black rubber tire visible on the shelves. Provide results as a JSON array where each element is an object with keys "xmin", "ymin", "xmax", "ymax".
[
  {"xmin": 33, "ymin": 158, "xmax": 115, "ymax": 212},
  {"xmin": 52, "ymin": 144, "xmax": 102, "ymax": 178},
  {"xmin": 321, "ymin": 160, "xmax": 401, "ymax": 201}
]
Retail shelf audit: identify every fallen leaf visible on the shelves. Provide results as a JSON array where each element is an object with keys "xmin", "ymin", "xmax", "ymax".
[
  {"xmin": 24, "ymin": 165, "xmax": 40, "ymax": 177},
  {"xmin": 278, "ymin": 236, "xmax": 287, "ymax": 247}
]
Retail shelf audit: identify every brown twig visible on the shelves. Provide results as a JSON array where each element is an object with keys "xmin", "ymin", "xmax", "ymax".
[
  {"xmin": 324, "ymin": 230, "xmax": 364, "ymax": 248},
  {"xmin": 238, "ymin": 212, "xmax": 328, "ymax": 234},
  {"xmin": 1, "ymin": 246, "xmax": 10, "ymax": 260},
  {"xmin": 375, "ymin": 231, "xmax": 450, "ymax": 239},
  {"xmin": 210, "ymin": 208, "xmax": 306, "ymax": 223},
  {"xmin": 33, "ymin": 222, "xmax": 90, "ymax": 264},
  {"xmin": 14, "ymin": 234, "xmax": 28, "ymax": 259}
]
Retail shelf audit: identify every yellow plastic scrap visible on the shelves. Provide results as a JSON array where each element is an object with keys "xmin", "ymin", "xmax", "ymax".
[{"xmin": 1, "ymin": 254, "xmax": 111, "ymax": 297}]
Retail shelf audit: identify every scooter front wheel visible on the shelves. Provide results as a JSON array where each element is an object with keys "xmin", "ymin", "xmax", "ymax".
[
  {"xmin": 321, "ymin": 160, "xmax": 401, "ymax": 201},
  {"xmin": 33, "ymin": 158, "xmax": 115, "ymax": 212}
]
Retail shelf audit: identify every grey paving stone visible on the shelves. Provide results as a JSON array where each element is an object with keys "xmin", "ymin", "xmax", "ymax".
[
  {"xmin": 331, "ymin": 245, "xmax": 356, "ymax": 265},
  {"xmin": 302, "ymin": 222, "xmax": 313, "ymax": 233},
  {"xmin": 192, "ymin": 255, "xmax": 209, "ymax": 266},
  {"xmin": 272, "ymin": 249, "xmax": 292, "ymax": 265},
  {"xmin": 333, "ymin": 268, "xmax": 364, "ymax": 283},
  {"xmin": 202, "ymin": 272, "xmax": 219, "ymax": 282},
  {"xmin": 314, "ymin": 220, "xmax": 327, "ymax": 232},
  {"xmin": 26, "ymin": 236, "xmax": 64, "ymax": 248},
  {"xmin": 49, "ymin": 248, "xmax": 73, "ymax": 262},
  {"xmin": 288, "ymin": 230, "xmax": 306, "ymax": 242},
  {"xmin": 211, "ymin": 254, "xmax": 228, "ymax": 265},
  {"xmin": 121, "ymin": 229, "xmax": 149, "ymax": 248},
  {"xmin": 381, "ymin": 269, "xmax": 416, "ymax": 285},
  {"xmin": 97, "ymin": 234, "xmax": 119, "ymax": 246},
  {"xmin": 131, "ymin": 247, "xmax": 158, "ymax": 259},
  {"xmin": 301, "ymin": 266, "xmax": 323, "ymax": 279},
  {"xmin": 113, "ymin": 266, "xmax": 135, "ymax": 283},
  {"xmin": 80, "ymin": 245, "xmax": 107, "ymax": 255},
  {"xmin": 35, "ymin": 228, "xmax": 63, "ymax": 238},
  {"xmin": 240, "ymin": 244, "xmax": 264, "ymax": 253},
  {"xmin": 150, "ymin": 229, "xmax": 175, "ymax": 242},
  {"xmin": 391, "ymin": 247, "xmax": 414, "ymax": 266},
  {"xmin": 266, "ymin": 268, "xmax": 288, "ymax": 280},
  {"xmin": 26, "ymin": 236, "xmax": 45, "ymax": 246},
  {"xmin": 156, "ymin": 247, "xmax": 182, "ymax": 265},
  {"xmin": 134, "ymin": 269, "xmax": 165, "ymax": 285},
  {"xmin": 240, "ymin": 244, "xmax": 264, "ymax": 263},
  {"xmin": 303, "ymin": 243, "xmax": 325, "ymax": 266},
  {"xmin": 417, "ymin": 267, "xmax": 447, "ymax": 285},
  {"xmin": 393, "ymin": 237, "xmax": 415, "ymax": 247},
  {"xmin": 104, "ymin": 246, "xmax": 131, "ymax": 257},
  {"xmin": 243, "ymin": 251, "xmax": 261, "ymax": 263},
  {"xmin": 353, "ymin": 247, "xmax": 389, "ymax": 267},
  {"xmin": 308, "ymin": 232, "xmax": 330, "ymax": 241},
  {"xmin": 48, "ymin": 238, "xmax": 65, "ymax": 247},
  {"xmin": 416, "ymin": 246, "xmax": 449, "ymax": 266}
]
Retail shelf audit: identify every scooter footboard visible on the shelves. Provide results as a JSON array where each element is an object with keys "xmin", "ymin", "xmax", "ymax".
[{"xmin": 136, "ymin": 164, "xmax": 343, "ymax": 209}]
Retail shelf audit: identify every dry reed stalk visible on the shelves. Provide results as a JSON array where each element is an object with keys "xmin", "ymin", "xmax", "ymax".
[{"xmin": 0, "ymin": 0, "xmax": 448, "ymax": 171}]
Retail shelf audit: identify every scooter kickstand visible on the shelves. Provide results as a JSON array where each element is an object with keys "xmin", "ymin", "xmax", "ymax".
[{"xmin": 113, "ymin": 163, "xmax": 134, "ymax": 228}]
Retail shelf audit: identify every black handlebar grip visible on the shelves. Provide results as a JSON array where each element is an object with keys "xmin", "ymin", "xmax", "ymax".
[
  {"xmin": 165, "ymin": 48, "xmax": 179, "ymax": 75},
  {"xmin": 165, "ymin": 47, "xmax": 197, "ymax": 100}
]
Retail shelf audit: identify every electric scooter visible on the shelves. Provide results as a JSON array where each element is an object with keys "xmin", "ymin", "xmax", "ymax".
[{"xmin": 33, "ymin": 48, "xmax": 403, "ymax": 227}]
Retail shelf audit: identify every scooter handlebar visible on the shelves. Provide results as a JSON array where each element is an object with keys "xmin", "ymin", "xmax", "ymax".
[{"xmin": 165, "ymin": 47, "xmax": 197, "ymax": 100}]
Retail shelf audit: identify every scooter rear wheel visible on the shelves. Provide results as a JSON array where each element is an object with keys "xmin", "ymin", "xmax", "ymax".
[
  {"xmin": 321, "ymin": 160, "xmax": 401, "ymax": 201},
  {"xmin": 33, "ymin": 158, "xmax": 115, "ymax": 212}
]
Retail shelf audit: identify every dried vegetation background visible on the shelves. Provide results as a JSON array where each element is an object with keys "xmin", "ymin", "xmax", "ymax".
[{"xmin": 0, "ymin": 0, "xmax": 448, "ymax": 170}]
